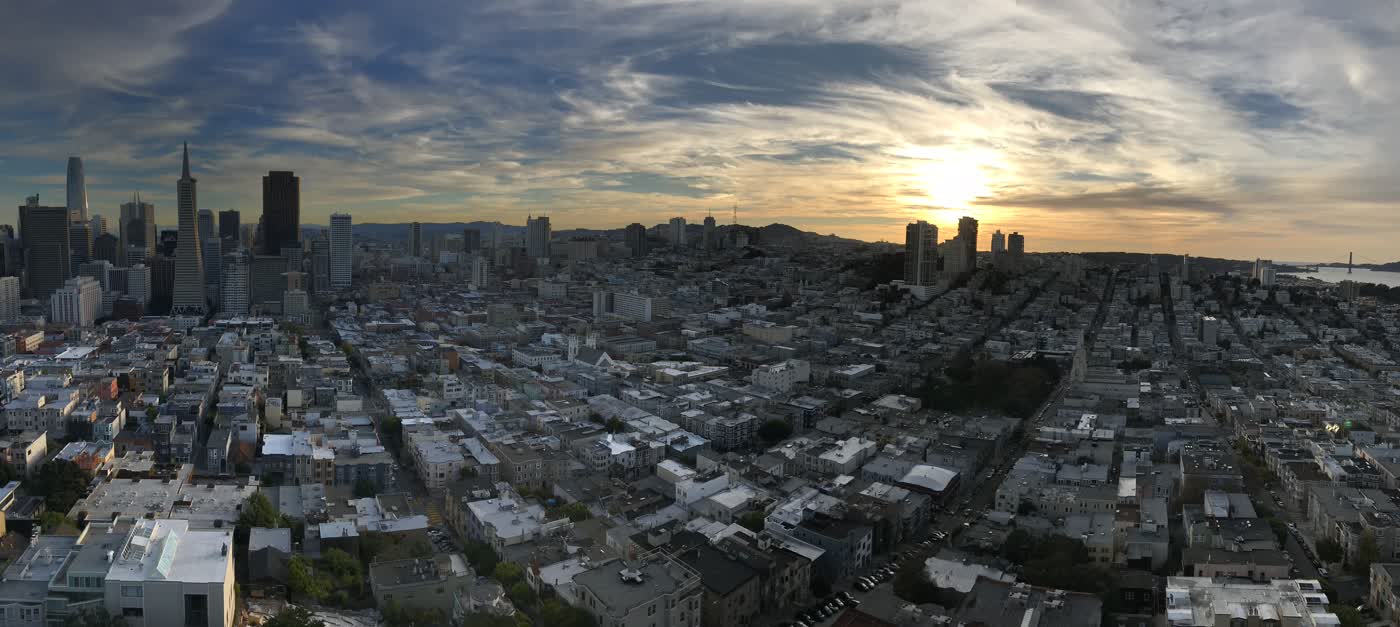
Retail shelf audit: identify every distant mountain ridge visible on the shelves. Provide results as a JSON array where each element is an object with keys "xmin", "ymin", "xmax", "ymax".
[{"xmin": 302, "ymin": 221, "xmax": 859, "ymax": 244}]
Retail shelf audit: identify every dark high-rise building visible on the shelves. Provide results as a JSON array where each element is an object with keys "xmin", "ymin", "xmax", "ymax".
[
  {"xmin": 250, "ymin": 254, "xmax": 289, "ymax": 313},
  {"xmin": 20, "ymin": 204, "xmax": 72, "ymax": 300},
  {"xmin": 66, "ymin": 157, "xmax": 88, "ymax": 223},
  {"xmin": 159, "ymin": 229, "xmax": 179, "ymax": 258},
  {"xmin": 219, "ymin": 210, "xmax": 241, "ymax": 261},
  {"xmin": 260, "ymin": 171, "xmax": 301, "ymax": 255},
  {"xmin": 172, "ymin": 143, "xmax": 207, "ymax": 315},
  {"xmin": 1007, "ymin": 232, "xmax": 1025, "ymax": 271},
  {"xmin": 463, "ymin": 228, "xmax": 481, "ymax": 253},
  {"xmin": 957, "ymin": 215, "xmax": 978, "ymax": 273},
  {"xmin": 527, "ymin": 215, "xmax": 551, "ymax": 258},
  {"xmin": 310, "ymin": 238, "xmax": 331, "ymax": 294},
  {"xmin": 625, "ymin": 223, "xmax": 648, "ymax": 258},
  {"xmin": 93, "ymin": 233, "xmax": 120, "ymax": 265},
  {"xmin": 120, "ymin": 193, "xmax": 156, "ymax": 265},
  {"xmin": 149, "ymin": 255, "xmax": 175, "ymax": 315},
  {"xmin": 69, "ymin": 222, "xmax": 92, "ymax": 267},
  {"xmin": 702, "ymin": 216, "xmax": 717, "ymax": 251},
  {"xmin": 409, "ymin": 222, "xmax": 422, "ymax": 257},
  {"xmin": 904, "ymin": 221, "xmax": 938, "ymax": 286},
  {"xmin": 0, "ymin": 226, "xmax": 20, "ymax": 277}
]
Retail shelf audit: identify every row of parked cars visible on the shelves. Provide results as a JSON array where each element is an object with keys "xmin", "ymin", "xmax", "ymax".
[
  {"xmin": 854, "ymin": 564, "xmax": 897, "ymax": 591},
  {"xmin": 786, "ymin": 592, "xmax": 860, "ymax": 626}
]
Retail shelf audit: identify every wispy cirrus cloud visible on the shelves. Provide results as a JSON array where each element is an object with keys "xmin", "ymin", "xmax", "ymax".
[{"xmin": 2, "ymin": 0, "xmax": 1400, "ymax": 260}]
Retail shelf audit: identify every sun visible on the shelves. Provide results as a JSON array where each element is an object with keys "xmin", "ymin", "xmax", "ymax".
[{"xmin": 894, "ymin": 145, "xmax": 996, "ymax": 211}]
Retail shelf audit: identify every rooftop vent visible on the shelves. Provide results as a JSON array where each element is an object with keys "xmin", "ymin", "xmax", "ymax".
[{"xmin": 619, "ymin": 568, "xmax": 645, "ymax": 584}]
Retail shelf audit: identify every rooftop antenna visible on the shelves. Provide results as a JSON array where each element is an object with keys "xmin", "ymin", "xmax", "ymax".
[{"xmin": 732, "ymin": 203, "xmax": 737, "ymax": 226}]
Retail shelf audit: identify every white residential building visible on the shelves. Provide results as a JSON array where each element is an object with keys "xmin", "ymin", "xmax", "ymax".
[
  {"xmin": 470, "ymin": 255, "xmax": 492, "ymax": 288},
  {"xmin": 104, "ymin": 519, "xmax": 236, "ymax": 627},
  {"xmin": 127, "ymin": 264, "xmax": 151, "ymax": 305},
  {"xmin": 220, "ymin": 254, "xmax": 248, "ymax": 316},
  {"xmin": 410, "ymin": 436, "xmax": 465, "ymax": 490},
  {"xmin": 751, "ymin": 359, "xmax": 811, "ymax": 392},
  {"xmin": 50, "ymin": 276, "xmax": 101, "ymax": 326}
]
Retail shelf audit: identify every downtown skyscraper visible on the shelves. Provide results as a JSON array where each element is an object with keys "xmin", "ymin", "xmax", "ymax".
[
  {"xmin": 904, "ymin": 221, "xmax": 938, "ymax": 286},
  {"xmin": 957, "ymin": 215, "xmax": 979, "ymax": 273},
  {"xmin": 329, "ymin": 213, "xmax": 353, "ymax": 289},
  {"xmin": 120, "ymin": 193, "xmax": 157, "ymax": 266},
  {"xmin": 625, "ymin": 223, "xmax": 648, "ymax": 258},
  {"xmin": 260, "ymin": 171, "xmax": 301, "ymax": 255},
  {"xmin": 526, "ymin": 215, "xmax": 550, "ymax": 259},
  {"xmin": 66, "ymin": 157, "xmax": 87, "ymax": 223},
  {"xmin": 409, "ymin": 222, "xmax": 422, "ymax": 257},
  {"xmin": 19, "ymin": 199, "xmax": 71, "ymax": 301},
  {"xmin": 171, "ymin": 143, "xmax": 206, "ymax": 315}
]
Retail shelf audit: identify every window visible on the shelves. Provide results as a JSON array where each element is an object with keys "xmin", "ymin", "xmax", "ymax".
[
  {"xmin": 184, "ymin": 593, "xmax": 209, "ymax": 627},
  {"xmin": 121, "ymin": 585, "xmax": 143, "ymax": 598},
  {"xmin": 122, "ymin": 608, "xmax": 144, "ymax": 617}
]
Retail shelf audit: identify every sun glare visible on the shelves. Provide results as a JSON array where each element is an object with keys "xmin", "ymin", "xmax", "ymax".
[{"xmin": 894, "ymin": 145, "xmax": 997, "ymax": 216}]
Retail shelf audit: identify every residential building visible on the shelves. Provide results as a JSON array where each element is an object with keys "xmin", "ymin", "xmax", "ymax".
[
  {"xmin": 369, "ymin": 555, "xmax": 473, "ymax": 615},
  {"xmin": 670, "ymin": 217, "xmax": 687, "ymax": 248},
  {"xmin": 572, "ymin": 551, "xmax": 703, "ymax": 627},
  {"xmin": 103, "ymin": 519, "xmax": 236, "ymax": 627},
  {"xmin": 51, "ymin": 276, "xmax": 101, "ymax": 327},
  {"xmin": 903, "ymin": 221, "xmax": 937, "ymax": 286},
  {"xmin": 527, "ymin": 215, "xmax": 551, "ymax": 259},
  {"xmin": 626, "ymin": 222, "xmax": 648, "ymax": 257}
]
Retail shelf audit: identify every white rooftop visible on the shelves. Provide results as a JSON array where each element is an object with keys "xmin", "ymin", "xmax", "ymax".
[{"xmin": 106, "ymin": 519, "xmax": 233, "ymax": 584}]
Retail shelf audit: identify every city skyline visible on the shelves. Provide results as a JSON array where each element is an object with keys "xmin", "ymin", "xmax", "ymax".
[{"xmin": 4, "ymin": 2, "xmax": 1400, "ymax": 261}]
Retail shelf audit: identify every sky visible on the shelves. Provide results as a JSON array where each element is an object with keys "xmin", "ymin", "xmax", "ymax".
[{"xmin": 3, "ymin": 0, "xmax": 1399, "ymax": 262}]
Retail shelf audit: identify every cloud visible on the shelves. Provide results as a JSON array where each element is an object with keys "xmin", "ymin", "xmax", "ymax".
[
  {"xmin": 976, "ymin": 185, "xmax": 1235, "ymax": 215},
  {"xmin": 1, "ymin": 0, "xmax": 1400, "ymax": 260},
  {"xmin": 0, "ymin": 0, "xmax": 231, "ymax": 98}
]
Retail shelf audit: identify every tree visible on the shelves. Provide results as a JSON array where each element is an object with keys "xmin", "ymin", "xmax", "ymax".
[
  {"xmin": 353, "ymin": 478, "xmax": 377, "ymax": 498},
  {"xmin": 237, "ymin": 492, "xmax": 281, "ymax": 530},
  {"xmin": 604, "ymin": 417, "xmax": 625, "ymax": 433},
  {"xmin": 319, "ymin": 548, "xmax": 363, "ymax": 594},
  {"xmin": 494, "ymin": 562, "xmax": 524, "ymax": 587},
  {"xmin": 1316, "ymin": 538, "xmax": 1345, "ymax": 564},
  {"xmin": 540, "ymin": 600, "xmax": 597, "ymax": 627},
  {"xmin": 40, "ymin": 511, "xmax": 74, "ymax": 533},
  {"xmin": 64, "ymin": 609, "xmax": 128, "ymax": 627},
  {"xmin": 1329, "ymin": 604, "xmax": 1365, "ymax": 627},
  {"xmin": 892, "ymin": 559, "xmax": 938, "ymax": 603},
  {"xmin": 558, "ymin": 502, "xmax": 590, "ymax": 522},
  {"xmin": 1266, "ymin": 518, "xmax": 1289, "ymax": 547},
  {"xmin": 288, "ymin": 555, "xmax": 328, "ymax": 602},
  {"xmin": 738, "ymin": 511, "xmax": 766, "ymax": 533},
  {"xmin": 757, "ymin": 419, "xmax": 793, "ymax": 445},
  {"xmin": 460, "ymin": 614, "xmax": 518, "ymax": 627},
  {"xmin": 1000, "ymin": 529, "xmax": 1036, "ymax": 564},
  {"xmin": 509, "ymin": 581, "xmax": 537, "ymax": 609},
  {"xmin": 1354, "ymin": 531, "xmax": 1379, "ymax": 575},
  {"xmin": 263, "ymin": 607, "xmax": 324, "ymax": 627},
  {"xmin": 464, "ymin": 541, "xmax": 500, "ymax": 575},
  {"xmin": 34, "ymin": 460, "xmax": 92, "ymax": 513}
]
